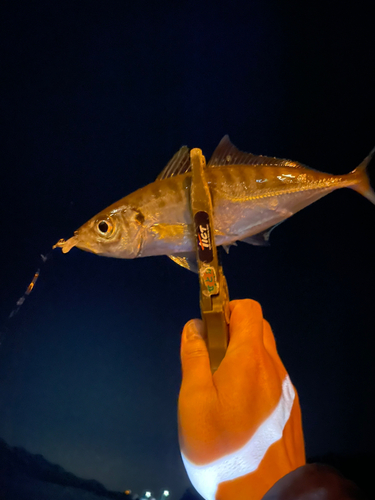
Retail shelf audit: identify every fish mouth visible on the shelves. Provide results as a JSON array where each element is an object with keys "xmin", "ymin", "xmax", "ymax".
[{"xmin": 53, "ymin": 236, "xmax": 78, "ymax": 253}]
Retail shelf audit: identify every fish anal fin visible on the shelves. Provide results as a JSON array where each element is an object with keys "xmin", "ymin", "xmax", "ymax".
[
  {"xmin": 156, "ymin": 146, "xmax": 191, "ymax": 181},
  {"xmin": 168, "ymin": 253, "xmax": 198, "ymax": 273},
  {"xmin": 242, "ymin": 234, "xmax": 271, "ymax": 247},
  {"xmin": 241, "ymin": 222, "xmax": 283, "ymax": 247},
  {"xmin": 222, "ymin": 242, "xmax": 237, "ymax": 254}
]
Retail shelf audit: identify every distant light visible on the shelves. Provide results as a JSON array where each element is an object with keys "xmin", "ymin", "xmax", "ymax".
[
  {"xmin": 163, "ymin": 491, "xmax": 170, "ymax": 497},
  {"xmin": 145, "ymin": 492, "xmax": 152, "ymax": 498},
  {"xmin": 125, "ymin": 490, "xmax": 131, "ymax": 495}
]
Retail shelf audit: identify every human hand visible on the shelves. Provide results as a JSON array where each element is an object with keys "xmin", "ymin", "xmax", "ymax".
[{"xmin": 178, "ymin": 299, "xmax": 305, "ymax": 500}]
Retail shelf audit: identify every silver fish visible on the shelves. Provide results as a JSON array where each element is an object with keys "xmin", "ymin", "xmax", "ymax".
[{"xmin": 53, "ymin": 136, "xmax": 375, "ymax": 270}]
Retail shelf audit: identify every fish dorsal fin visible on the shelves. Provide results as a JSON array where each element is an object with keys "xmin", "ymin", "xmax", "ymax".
[
  {"xmin": 207, "ymin": 135, "xmax": 306, "ymax": 169},
  {"xmin": 157, "ymin": 137, "xmax": 308, "ymax": 180},
  {"xmin": 156, "ymin": 146, "xmax": 191, "ymax": 181}
]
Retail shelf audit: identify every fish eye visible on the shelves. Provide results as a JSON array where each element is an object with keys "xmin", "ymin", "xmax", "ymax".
[{"xmin": 97, "ymin": 219, "xmax": 114, "ymax": 236}]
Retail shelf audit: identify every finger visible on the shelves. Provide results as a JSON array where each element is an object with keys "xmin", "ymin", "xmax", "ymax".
[
  {"xmin": 263, "ymin": 319, "xmax": 288, "ymax": 375},
  {"xmin": 227, "ymin": 299, "xmax": 264, "ymax": 355},
  {"xmin": 262, "ymin": 319, "xmax": 277, "ymax": 355},
  {"xmin": 180, "ymin": 319, "xmax": 212, "ymax": 391},
  {"xmin": 229, "ymin": 299, "xmax": 249, "ymax": 313}
]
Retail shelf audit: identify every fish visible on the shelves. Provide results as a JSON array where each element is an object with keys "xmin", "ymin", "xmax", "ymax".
[{"xmin": 53, "ymin": 136, "xmax": 375, "ymax": 271}]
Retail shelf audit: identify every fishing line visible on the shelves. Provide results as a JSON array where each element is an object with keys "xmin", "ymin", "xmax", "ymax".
[{"xmin": 0, "ymin": 252, "xmax": 53, "ymax": 348}]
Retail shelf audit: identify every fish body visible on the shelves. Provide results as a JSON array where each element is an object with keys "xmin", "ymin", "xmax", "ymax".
[{"xmin": 54, "ymin": 136, "xmax": 375, "ymax": 268}]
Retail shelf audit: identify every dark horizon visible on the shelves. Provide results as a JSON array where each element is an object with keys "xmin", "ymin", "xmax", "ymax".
[
  {"xmin": 1, "ymin": 1, "xmax": 375, "ymax": 498},
  {"xmin": 1, "ymin": 434, "xmax": 374, "ymax": 499}
]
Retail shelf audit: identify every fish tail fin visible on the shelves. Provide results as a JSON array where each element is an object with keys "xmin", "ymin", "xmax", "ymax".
[{"xmin": 350, "ymin": 146, "xmax": 375, "ymax": 204}]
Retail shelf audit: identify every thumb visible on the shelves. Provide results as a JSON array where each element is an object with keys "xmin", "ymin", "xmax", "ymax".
[{"xmin": 180, "ymin": 319, "xmax": 212, "ymax": 389}]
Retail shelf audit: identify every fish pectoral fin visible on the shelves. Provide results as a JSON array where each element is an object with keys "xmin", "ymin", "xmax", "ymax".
[
  {"xmin": 156, "ymin": 146, "xmax": 192, "ymax": 180},
  {"xmin": 151, "ymin": 223, "xmax": 189, "ymax": 241},
  {"xmin": 241, "ymin": 223, "xmax": 284, "ymax": 247},
  {"xmin": 168, "ymin": 253, "xmax": 198, "ymax": 273}
]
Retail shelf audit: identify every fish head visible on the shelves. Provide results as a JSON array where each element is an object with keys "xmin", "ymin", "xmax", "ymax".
[{"xmin": 53, "ymin": 205, "xmax": 145, "ymax": 259}]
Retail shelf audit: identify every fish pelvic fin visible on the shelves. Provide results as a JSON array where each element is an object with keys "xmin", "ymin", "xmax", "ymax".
[
  {"xmin": 350, "ymin": 146, "xmax": 375, "ymax": 204},
  {"xmin": 168, "ymin": 253, "xmax": 198, "ymax": 273}
]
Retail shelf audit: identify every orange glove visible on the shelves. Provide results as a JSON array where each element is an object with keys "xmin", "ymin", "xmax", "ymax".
[{"xmin": 178, "ymin": 299, "xmax": 305, "ymax": 500}]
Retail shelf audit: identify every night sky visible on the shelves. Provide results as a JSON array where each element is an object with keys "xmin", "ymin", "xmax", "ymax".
[{"xmin": 1, "ymin": 1, "xmax": 375, "ymax": 498}]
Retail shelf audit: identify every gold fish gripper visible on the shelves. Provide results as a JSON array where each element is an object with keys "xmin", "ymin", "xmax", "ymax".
[{"xmin": 190, "ymin": 148, "xmax": 230, "ymax": 373}]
